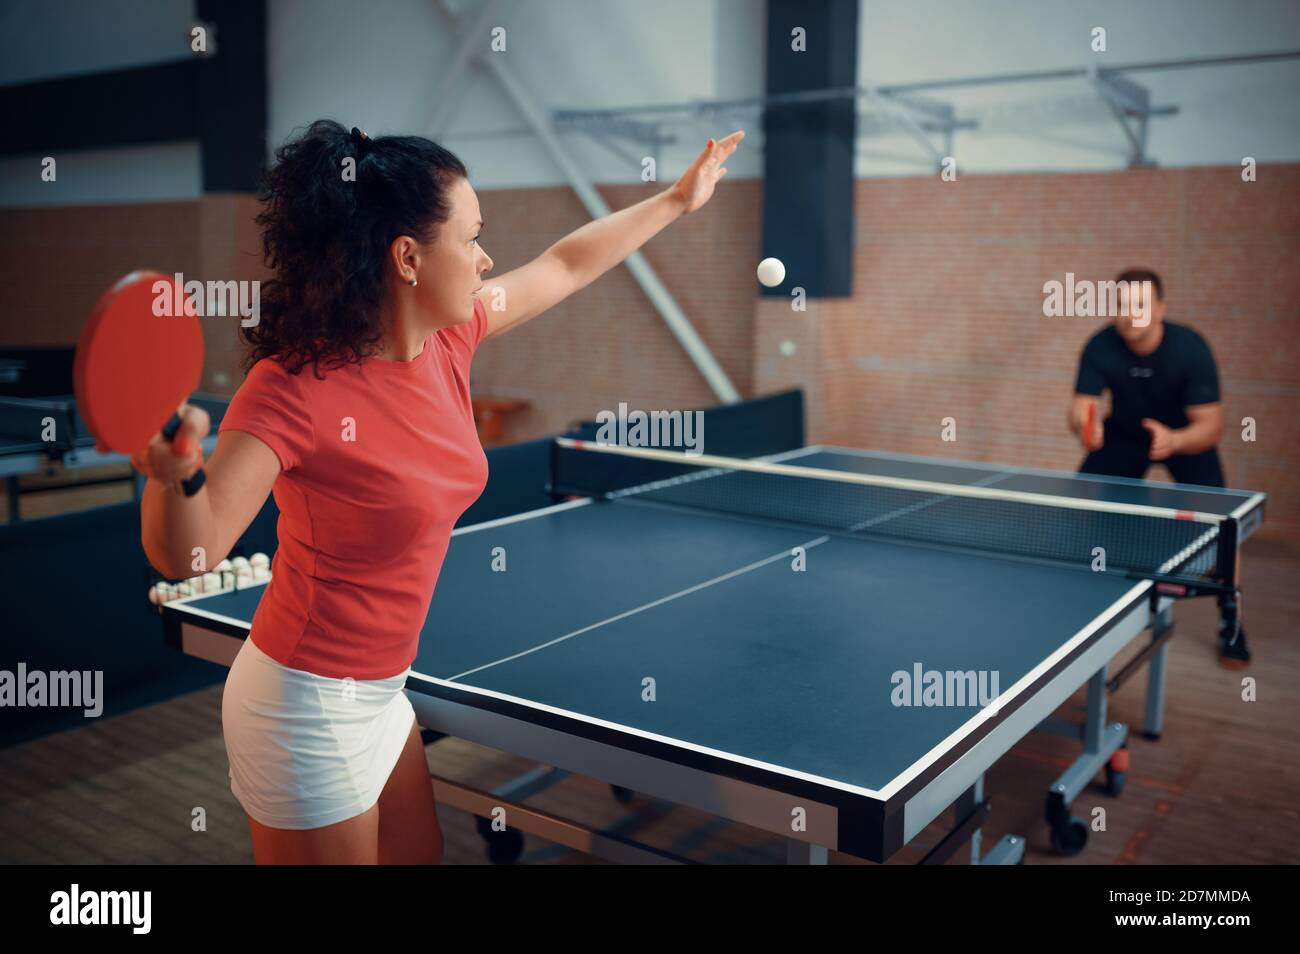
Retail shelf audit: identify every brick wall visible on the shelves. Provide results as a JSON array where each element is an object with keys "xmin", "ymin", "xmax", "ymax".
[
  {"xmin": 778, "ymin": 165, "xmax": 1300, "ymax": 536},
  {"xmin": 7, "ymin": 164, "xmax": 1293, "ymax": 533},
  {"xmin": 471, "ymin": 181, "xmax": 761, "ymax": 438},
  {"xmin": 470, "ymin": 165, "xmax": 1299, "ymax": 536},
  {"xmin": 0, "ymin": 202, "xmax": 201, "ymax": 345}
]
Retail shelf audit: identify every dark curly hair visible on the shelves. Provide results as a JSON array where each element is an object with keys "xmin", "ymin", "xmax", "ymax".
[{"xmin": 246, "ymin": 119, "xmax": 469, "ymax": 376}]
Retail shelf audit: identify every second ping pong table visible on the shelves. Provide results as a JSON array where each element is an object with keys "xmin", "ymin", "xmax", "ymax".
[
  {"xmin": 0, "ymin": 394, "xmax": 224, "ymax": 522},
  {"xmin": 161, "ymin": 443, "xmax": 1265, "ymax": 864}
]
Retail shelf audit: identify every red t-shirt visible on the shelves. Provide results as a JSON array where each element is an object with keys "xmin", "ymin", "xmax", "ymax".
[{"xmin": 219, "ymin": 298, "xmax": 490, "ymax": 679}]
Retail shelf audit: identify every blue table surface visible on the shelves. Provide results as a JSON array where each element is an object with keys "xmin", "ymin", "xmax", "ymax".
[{"xmin": 171, "ymin": 446, "xmax": 1261, "ymax": 794}]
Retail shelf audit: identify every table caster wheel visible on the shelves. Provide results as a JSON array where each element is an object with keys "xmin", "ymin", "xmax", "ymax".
[
  {"xmin": 1104, "ymin": 767, "xmax": 1127, "ymax": 797},
  {"xmin": 1049, "ymin": 817, "xmax": 1089, "ymax": 857},
  {"xmin": 611, "ymin": 785, "xmax": 635, "ymax": 804},
  {"xmin": 476, "ymin": 815, "xmax": 524, "ymax": 864},
  {"xmin": 1104, "ymin": 746, "xmax": 1129, "ymax": 796}
]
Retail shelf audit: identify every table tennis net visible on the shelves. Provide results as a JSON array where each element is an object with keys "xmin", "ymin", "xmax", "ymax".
[
  {"xmin": 550, "ymin": 442, "xmax": 1225, "ymax": 582},
  {"xmin": 0, "ymin": 396, "xmax": 82, "ymax": 450}
]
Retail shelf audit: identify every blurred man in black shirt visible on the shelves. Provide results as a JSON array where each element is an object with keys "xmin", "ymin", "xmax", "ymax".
[{"xmin": 1068, "ymin": 269, "xmax": 1249, "ymax": 667}]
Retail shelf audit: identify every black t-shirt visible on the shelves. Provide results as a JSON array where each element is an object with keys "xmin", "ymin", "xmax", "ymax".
[{"xmin": 1074, "ymin": 321, "xmax": 1221, "ymax": 443}]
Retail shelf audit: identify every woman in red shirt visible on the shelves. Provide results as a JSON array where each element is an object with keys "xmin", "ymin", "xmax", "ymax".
[{"xmin": 137, "ymin": 120, "xmax": 743, "ymax": 864}]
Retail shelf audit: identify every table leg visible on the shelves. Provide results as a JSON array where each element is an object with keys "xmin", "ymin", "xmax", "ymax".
[
  {"xmin": 959, "ymin": 780, "xmax": 981, "ymax": 864},
  {"xmin": 1144, "ymin": 603, "xmax": 1173, "ymax": 739},
  {"xmin": 787, "ymin": 840, "xmax": 828, "ymax": 864},
  {"xmin": 1045, "ymin": 665, "xmax": 1127, "ymax": 856},
  {"xmin": 920, "ymin": 777, "xmax": 1023, "ymax": 865},
  {"xmin": 1083, "ymin": 666, "xmax": 1106, "ymax": 752}
]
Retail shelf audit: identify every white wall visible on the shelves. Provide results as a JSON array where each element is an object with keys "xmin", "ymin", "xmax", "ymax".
[
  {"xmin": 0, "ymin": 0, "xmax": 201, "ymax": 206},
  {"xmin": 2, "ymin": 0, "xmax": 1298, "ymax": 208},
  {"xmin": 0, "ymin": 0, "xmax": 196, "ymax": 84},
  {"xmin": 856, "ymin": 0, "xmax": 1300, "ymax": 174},
  {"xmin": 265, "ymin": 0, "xmax": 764, "ymax": 188}
]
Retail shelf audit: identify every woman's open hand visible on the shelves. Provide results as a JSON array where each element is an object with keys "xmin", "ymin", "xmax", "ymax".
[{"xmin": 671, "ymin": 131, "xmax": 744, "ymax": 214}]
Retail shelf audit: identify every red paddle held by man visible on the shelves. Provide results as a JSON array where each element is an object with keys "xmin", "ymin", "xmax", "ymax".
[{"xmin": 1082, "ymin": 401, "xmax": 1101, "ymax": 452}]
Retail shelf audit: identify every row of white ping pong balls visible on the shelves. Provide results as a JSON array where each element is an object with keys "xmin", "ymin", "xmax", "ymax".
[{"xmin": 148, "ymin": 553, "xmax": 271, "ymax": 604}]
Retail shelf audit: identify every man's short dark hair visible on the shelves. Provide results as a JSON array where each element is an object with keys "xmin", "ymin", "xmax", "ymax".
[{"xmin": 1116, "ymin": 269, "xmax": 1163, "ymax": 300}]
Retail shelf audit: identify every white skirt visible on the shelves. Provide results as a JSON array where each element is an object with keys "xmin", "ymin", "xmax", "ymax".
[{"xmin": 220, "ymin": 635, "xmax": 416, "ymax": 830}]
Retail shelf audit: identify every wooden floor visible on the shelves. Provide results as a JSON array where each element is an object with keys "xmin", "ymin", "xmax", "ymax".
[{"xmin": 3, "ymin": 533, "xmax": 1297, "ymax": 865}]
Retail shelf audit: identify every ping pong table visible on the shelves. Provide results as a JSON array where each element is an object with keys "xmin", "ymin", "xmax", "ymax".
[
  {"xmin": 0, "ymin": 394, "xmax": 224, "ymax": 522},
  {"xmin": 160, "ymin": 442, "xmax": 1265, "ymax": 864}
]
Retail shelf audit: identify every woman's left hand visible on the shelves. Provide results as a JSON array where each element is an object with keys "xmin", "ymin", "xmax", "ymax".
[{"xmin": 671, "ymin": 131, "xmax": 744, "ymax": 213}]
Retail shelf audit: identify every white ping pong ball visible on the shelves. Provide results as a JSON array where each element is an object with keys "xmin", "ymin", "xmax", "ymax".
[
  {"xmin": 779, "ymin": 340, "xmax": 796, "ymax": 357},
  {"xmin": 757, "ymin": 257, "xmax": 786, "ymax": 287}
]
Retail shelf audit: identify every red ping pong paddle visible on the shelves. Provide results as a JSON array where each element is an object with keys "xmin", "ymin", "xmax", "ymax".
[
  {"xmin": 1082, "ymin": 401, "xmax": 1098, "ymax": 451},
  {"xmin": 73, "ymin": 271, "xmax": 207, "ymax": 496}
]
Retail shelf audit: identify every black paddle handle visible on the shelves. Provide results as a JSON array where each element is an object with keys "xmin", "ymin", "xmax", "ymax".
[{"xmin": 162, "ymin": 412, "xmax": 207, "ymax": 497}]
